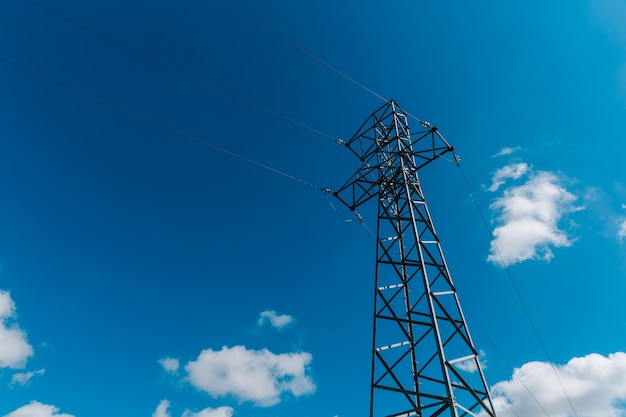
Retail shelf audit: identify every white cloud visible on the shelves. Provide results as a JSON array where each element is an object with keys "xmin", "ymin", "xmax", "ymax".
[
  {"xmin": 152, "ymin": 400, "xmax": 234, "ymax": 417},
  {"xmin": 159, "ymin": 357, "xmax": 180, "ymax": 374},
  {"xmin": 10, "ymin": 368, "xmax": 45, "ymax": 386},
  {"xmin": 185, "ymin": 345, "xmax": 315, "ymax": 407},
  {"xmin": 257, "ymin": 310, "xmax": 294, "ymax": 330},
  {"xmin": 488, "ymin": 352, "xmax": 626, "ymax": 417},
  {"xmin": 487, "ymin": 167, "xmax": 579, "ymax": 266},
  {"xmin": 492, "ymin": 146, "xmax": 521, "ymax": 157},
  {"xmin": 618, "ymin": 218, "xmax": 626, "ymax": 240},
  {"xmin": 0, "ymin": 291, "xmax": 34, "ymax": 369},
  {"xmin": 3, "ymin": 402, "xmax": 74, "ymax": 417},
  {"xmin": 488, "ymin": 162, "xmax": 530, "ymax": 192},
  {"xmin": 181, "ymin": 407, "xmax": 234, "ymax": 417},
  {"xmin": 153, "ymin": 400, "xmax": 172, "ymax": 417}
]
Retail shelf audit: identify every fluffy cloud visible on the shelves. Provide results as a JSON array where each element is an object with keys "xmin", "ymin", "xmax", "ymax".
[
  {"xmin": 489, "ymin": 352, "xmax": 626, "ymax": 417},
  {"xmin": 257, "ymin": 310, "xmax": 294, "ymax": 330},
  {"xmin": 185, "ymin": 345, "xmax": 315, "ymax": 407},
  {"xmin": 0, "ymin": 291, "xmax": 34, "ymax": 369},
  {"xmin": 152, "ymin": 401, "xmax": 234, "ymax": 417},
  {"xmin": 3, "ymin": 402, "xmax": 74, "ymax": 417},
  {"xmin": 159, "ymin": 358, "xmax": 180, "ymax": 374},
  {"xmin": 487, "ymin": 166, "xmax": 579, "ymax": 266},
  {"xmin": 10, "ymin": 368, "xmax": 45, "ymax": 386}
]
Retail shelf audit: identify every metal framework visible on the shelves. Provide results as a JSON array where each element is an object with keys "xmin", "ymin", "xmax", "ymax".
[{"xmin": 334, "ymin": 101, "xmax": 497, "ymax": 417}]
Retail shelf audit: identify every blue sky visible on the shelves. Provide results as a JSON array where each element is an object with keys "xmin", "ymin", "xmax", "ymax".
[{"xmin": 1, "ymin": 0, "xmax": 626, "ymax": 416}]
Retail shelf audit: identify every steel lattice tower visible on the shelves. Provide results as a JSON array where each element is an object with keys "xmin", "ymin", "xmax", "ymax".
[{"xmin": 333, "ymin": 101, "xmax": 497, "ymax": 417}]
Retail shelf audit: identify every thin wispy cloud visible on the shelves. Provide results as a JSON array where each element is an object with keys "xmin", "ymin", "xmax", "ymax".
[
  {"xmin": 10, "ymin": 368, "xmax": 45, "ymax": 387},
  {"xmin": 158, "ymin": 357, "xmax": 180, "ymax": 374},
  {"xmin": 184, "ymin": 345, "xmax": 315, "ymax": 407},
  {"xmin": 487, "ymin": 352, "xmax": 626, "ymax": 417},
  {"xmin": 3, "ymin": 401, "xmax": 75, "ymax": 417},
  {"xmin": 591, "ymin": 0, "xmax": 626, "ymax": 92},
  {"xmin": 257, "ymin": 310, "xmax": 294, "ymax": 330},
  {"xmin": 618, "ymin": 218, "xmax": 626, "ymax": 240},
  {"xmin": 0, "ymin": 291, "xmax": 34, "ymax": 369},
  {"xmin": 580, "ymin": 188, "xmax": 626, "ymax": 241},
  {"xmin": 492, "ymin": 146, "xmax": 521, "ymax": 157},
  {"xmin": 487, "ymin": 164, "xmax": 579, "ymax": 266}
]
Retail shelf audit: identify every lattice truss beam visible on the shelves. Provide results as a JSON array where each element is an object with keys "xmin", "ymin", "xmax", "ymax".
[{"xmin": 334, "ymin": 101, "xmax": 497, "ymax": 417}]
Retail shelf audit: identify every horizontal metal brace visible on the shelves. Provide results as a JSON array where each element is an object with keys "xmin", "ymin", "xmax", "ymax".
[
  {"xmin": 378, "ymin": 283, "xmax": 405, "ymax": 290},
  {"xmin": 393, "ymin": 413, "xmax": 419, "ymax": 417},
  {"xmin": 376, "ymin": 340, "xmax": 411, "ymax": 352},
  {"xmin": 448, "ymin": 354, "xmax": 476, "ymax": 365}
]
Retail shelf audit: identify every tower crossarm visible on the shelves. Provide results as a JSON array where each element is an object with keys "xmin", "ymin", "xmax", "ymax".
[{"xmin": 332, "ymin": 100, "xmax": 454, "ymax": 211}]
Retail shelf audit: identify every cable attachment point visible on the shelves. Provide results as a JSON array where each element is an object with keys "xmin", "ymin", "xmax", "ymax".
[
  {"xmin": 321, "ymin": 188, "xmax": 332, "ymax": 194},
  {"xmin": 421, "ymin": 120, "xmax": 432, "ymax": 129},
  {"xmin": 335, "ymin": 138, "xmax": 346, "ymax": 145},
  {"xmin": 355, "ymin": 211, "xmax": 364, "ymax": 224},
  {"xmin": 453, "ymin": 153, "xmax": 461, "ymax": 167}
]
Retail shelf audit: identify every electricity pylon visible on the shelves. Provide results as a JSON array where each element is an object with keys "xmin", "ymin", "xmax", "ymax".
[{"xmin": 333, "ymin": 101, "xmax": 497, "ymax": 417}]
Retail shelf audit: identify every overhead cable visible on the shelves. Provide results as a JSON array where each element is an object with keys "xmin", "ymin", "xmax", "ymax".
[
  {"xmin": 0, "ymin": 56, "xmax": 324, "ymax": 191},
  {"xmin": 22, "ymin": 0, "xmax": 339, "ymax": 144},
  {"xmin": 216, "ymin": 0, "xmax": 429, "ymax": 126}
]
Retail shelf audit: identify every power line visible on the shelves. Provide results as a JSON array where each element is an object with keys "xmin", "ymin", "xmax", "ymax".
[
  {"xmin": 461, "ymin": 303, "xmax": 550, "ymax": 417},
  {"xmin": 17, "ymin": 0, "xmax": 396, "ymax": 235},
  {"xmin": 216, "ymin": 0, "xmax": 430, "ymax": 126},
  {"xmin": 455, "ymin": 158, "xmax": 580, "ymax": 417},
  {"xmin": 0, "ymin": 56, "xmax": 325, "ymax": 191},
  {"xmin": 21, "ymin": 0, "xmax": 339, "ymax": 144},
  {"xmin": 217, "ymin": 0, "xmax": 389, "ymax": 103}
]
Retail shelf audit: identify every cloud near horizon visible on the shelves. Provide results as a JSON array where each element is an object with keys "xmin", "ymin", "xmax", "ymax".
[
  {"xmin": 487, "ymin": 164, "xmax": 579, "ymax": 266},
  {"xmin": 153, "ymin": 400, "xmax": 234, "ymax": 417},
  {"xmin": 488, "ymin": 352, "xmax": 626, "ymax": 417},
  {"xmin": 3, "ymin": 402, "xmax": 75, "ymax": 417},
  {"xmin": 184, "ymin": 345, "xmax": 315, "ymax": 407},
  {"xmin": 0, "ymin": 291, "xmax": 34, "ymax": 369}
]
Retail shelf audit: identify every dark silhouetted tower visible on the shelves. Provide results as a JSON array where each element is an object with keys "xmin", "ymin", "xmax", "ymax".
[{"xmin": 334, "ymin": 101, "xmax": 497, "ymax": 417}]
